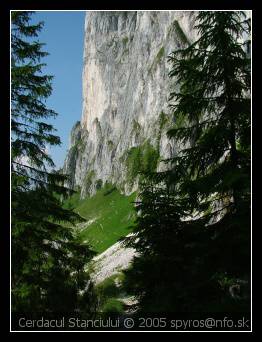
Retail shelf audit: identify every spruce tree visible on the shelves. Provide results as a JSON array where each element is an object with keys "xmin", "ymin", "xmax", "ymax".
[
  {"xmin": 124, "ymin": 11, "xmax": 251, "ymax": 313},
  {"xmin": 11, "ymin": 11, "xmax": 97, "ymax": 314}
]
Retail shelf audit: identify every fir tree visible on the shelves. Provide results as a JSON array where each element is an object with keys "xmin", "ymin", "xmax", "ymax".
[
  {"xmin": 124, "ymin": 11, "xmax": 251, "ymax": 313},
  {"xmin": 11, "ymin": 11, "xmax": 97, "ymax": 314}
]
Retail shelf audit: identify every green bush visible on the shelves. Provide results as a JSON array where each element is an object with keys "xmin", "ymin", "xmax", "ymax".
[
  {"xmin": 122, "ymin": 36, "xmax": 128, "ymax": 45},
  {"xmin": 125, "ymin": 141, "xmax": 160, "ymax": 184},
  {"xmin": 95, "ymin": 179, "xmax": 103, "ymax": 190},
  {"xmin": 96, "ymin": 274, "xmax": 125, "ymax": 314},
  {"xmin": 107, "ymin": 140, "xmax": 114, "ymax": 151},
  {"xmin": 156, "ymin": 46, "xmax": 165, "ymax": 62},
  {"xmin": 96, "ymin": 275, "xmax": 120, "ymax": 299},
  {"xmin": 148, "ymin": 47, "xmax": 165, "ymax": 74},
  {"xmin": 84, "ymin": 170, "xmax": 95, "ymax": 195},
  {"xmin": 132, "ymin": 119, "xmax": 141, "ymax": 134},
  {"xmin": 159, "ymin": 111, "xmax": 169, "ymax": 130},
  {"xmin": 173, "ymin": 20, "xmax": 190, "ymax": 45},
  {"xmin": 102, "ymin": 298, "xmax": 124, "ymax": 314}
]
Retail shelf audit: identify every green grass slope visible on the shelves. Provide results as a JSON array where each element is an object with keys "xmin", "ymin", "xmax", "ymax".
[{"xmin": 64, "ymin": 185, "xmax": 137, "ymax": 254}]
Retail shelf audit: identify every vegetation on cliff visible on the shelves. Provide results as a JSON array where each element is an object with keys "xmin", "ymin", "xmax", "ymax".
[
  {"xmin": 63, "ymin": 183, "xmax": 136, "ymax": 253},
  {"xmin": 122, "ymin": 140, "xmax": 160, "ymax": 185}
]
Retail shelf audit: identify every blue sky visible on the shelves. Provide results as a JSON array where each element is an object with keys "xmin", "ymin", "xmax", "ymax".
[{"xmin": 33, "ymin": 11, "xmax": 86, "ymax": 169}]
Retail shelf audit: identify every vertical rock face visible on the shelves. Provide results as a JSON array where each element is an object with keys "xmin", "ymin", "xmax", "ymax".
[{"xmin": 63, "ymin": 11, "xmax": 198, "ymax": 197}]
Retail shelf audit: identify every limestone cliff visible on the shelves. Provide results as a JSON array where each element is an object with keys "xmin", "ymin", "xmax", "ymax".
[{"xmin": 63, "ymin": 11, "xmax": 198, "ymax": 197}]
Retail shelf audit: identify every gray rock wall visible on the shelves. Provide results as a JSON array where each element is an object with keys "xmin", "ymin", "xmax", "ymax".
[{"xmin": 63, "ymin": 11, "xmax": 199, "ymax": 197}]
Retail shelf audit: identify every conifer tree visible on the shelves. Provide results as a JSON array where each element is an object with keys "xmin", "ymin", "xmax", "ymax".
[
  {"xmin": 11, "ymin": 11, "xmax": 97, "ymax": 314},
  {"xmin": 124, "ymin": 11, "xmax": 251, "ymax": 313}
]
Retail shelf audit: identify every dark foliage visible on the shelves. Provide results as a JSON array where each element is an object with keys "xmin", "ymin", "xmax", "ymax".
[
  {"xmin": 11, "ymin": 11, "xmax": 97, "ymax": 314},
  {"xmin": 124, "ymin": 11, "xmax": 251, "ymax": 313}
]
